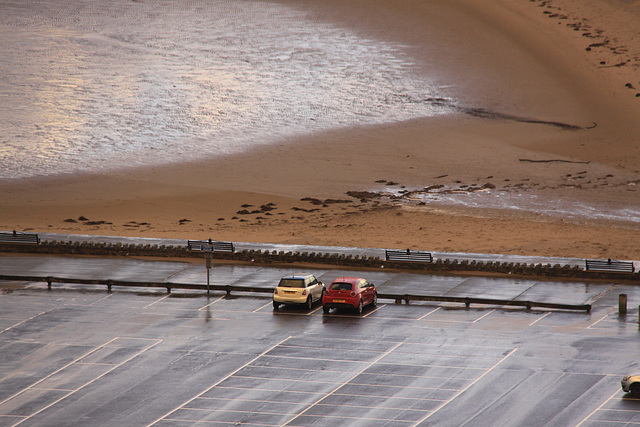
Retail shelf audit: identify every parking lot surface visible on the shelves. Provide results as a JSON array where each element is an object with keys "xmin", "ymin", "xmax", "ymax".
[{"xmin": 1, "ymin": 254, "xmax": 639, "ymax": 426}]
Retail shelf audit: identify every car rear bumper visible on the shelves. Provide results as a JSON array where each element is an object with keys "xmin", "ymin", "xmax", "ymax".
[
  {"xmin": 323, "ymin": 297, "xmax": 358, "ymax": 309},
  {"xmin": 324, "ymin": 302, "xmax": 357, "ymax": 309},
  {"xmin": 274, "ymin": 295, "xmax": 307, "ymax": 304}
]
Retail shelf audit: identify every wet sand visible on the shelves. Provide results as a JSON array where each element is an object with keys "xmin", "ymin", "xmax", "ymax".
[{"xmin": 2, "ymin": 0, "xmax": 640, "ymax": 260}]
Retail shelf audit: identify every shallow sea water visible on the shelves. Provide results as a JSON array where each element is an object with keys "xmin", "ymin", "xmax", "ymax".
[
  {"xmin": 0, "ymin": 0, "xmax": 450, "ymax": 180},
  {"xmin": 386, "ymin": 185, "xmax": 640, "ymax": 224}
]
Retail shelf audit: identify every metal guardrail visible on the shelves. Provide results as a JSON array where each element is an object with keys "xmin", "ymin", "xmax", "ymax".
[
  {"xmin": 0, "ymin": 274, "xmax": 265, "ymax": 295},
  {"xmin": 0, "ymin": 274, "xmax": 591, "ymax": 312},
  {"xmin": 377, "ymin": 293, "xmax": 591, "ymax": 312}
]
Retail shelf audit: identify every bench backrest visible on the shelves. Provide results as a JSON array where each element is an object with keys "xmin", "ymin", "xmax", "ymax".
[
  {"xmin": 187, "ymin": 240, "xmax": 235, "ymax": 253},
  {"xmin": 386, "ymin": 249, "xmax": 433, "ymax": 263},
  {"xmin": 0, "ymin": 231, "xmax": 40, "ymax": 245},
  {"xmin": 585, "ymin": 259, "xmax": 635, "ymax": 273}
]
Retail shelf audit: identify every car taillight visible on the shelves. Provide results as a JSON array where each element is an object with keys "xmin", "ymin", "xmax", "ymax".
[
  {"xmin": 302, "ymin": 290, "xmax": 307, "ymax": 295},
  {"xmin": 350, "ymin": 291, "xmax": 357, "ymax": 297},
  {"xmin": 274, "ymin": 289, "xmax": 278, "ymax": 294}
]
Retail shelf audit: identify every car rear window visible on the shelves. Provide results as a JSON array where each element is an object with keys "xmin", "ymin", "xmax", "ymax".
[
  {"xmin": 279, "ymin": 279, "xmax": 305, "ymax": 288},
  {"xmin": 330, "ymin": 282, "xmax": 353, "ymax": 291}
]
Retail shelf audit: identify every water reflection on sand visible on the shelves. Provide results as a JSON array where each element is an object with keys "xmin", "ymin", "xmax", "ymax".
[{"xmin": 0, "ymin": 0, "xmax": 449, "ymax": 179}]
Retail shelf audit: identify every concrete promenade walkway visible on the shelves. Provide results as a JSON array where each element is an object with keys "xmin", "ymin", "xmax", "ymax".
[{"xmin": 36, "ymin": 232, "xmax": 639, "ymax": 271}]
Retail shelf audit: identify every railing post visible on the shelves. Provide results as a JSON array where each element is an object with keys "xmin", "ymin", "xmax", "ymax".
[
  {"xmin": 47, "ymin": 277, "xmax": 52, "ymax": 290},
  {"xmin": 619, "ymin": 294, "xmax": 627, "ymax": 315}
]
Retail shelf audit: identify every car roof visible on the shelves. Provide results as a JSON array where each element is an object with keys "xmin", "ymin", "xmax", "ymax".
[
  {"xmin": 331, "ymin": 277, "xmax": 364, "ymax": 285},
  {"xmin": 281, "ymin": 273, "xmax": 315, "ymax": 280}
]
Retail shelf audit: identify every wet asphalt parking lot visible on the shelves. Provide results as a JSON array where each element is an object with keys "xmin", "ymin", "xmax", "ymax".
[{"xmin": 1, "ymin": 254, "xmax": 640, "ymax": 426}]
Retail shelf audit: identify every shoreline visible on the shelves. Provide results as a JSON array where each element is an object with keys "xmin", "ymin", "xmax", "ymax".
[{"xmin": 1, "ymin": 0, "xmax": 640, "ymax": 260}]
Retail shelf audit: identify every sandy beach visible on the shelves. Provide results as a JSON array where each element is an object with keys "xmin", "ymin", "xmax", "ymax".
[{"xmin": 2, "ymin": 0, "xmax": 640, "ymax": 260}]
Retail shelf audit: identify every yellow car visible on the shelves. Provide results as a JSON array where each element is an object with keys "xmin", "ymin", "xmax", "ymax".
[{"xmin": 273, "ymin": 274, "xmax": 325, "ymax": 310}]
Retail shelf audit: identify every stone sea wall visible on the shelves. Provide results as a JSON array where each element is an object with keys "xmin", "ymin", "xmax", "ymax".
[{"xmin": 1, "ymin": 240, "xmax": 638, "ymax": 282}]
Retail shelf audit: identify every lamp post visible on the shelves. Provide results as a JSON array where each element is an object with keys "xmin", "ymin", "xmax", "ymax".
[{"xmin": 203, "ymin": 243, "xmax": 214, "ymax": 296}]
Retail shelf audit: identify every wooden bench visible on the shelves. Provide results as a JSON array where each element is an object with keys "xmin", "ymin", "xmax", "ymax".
[
  {"xmin": 585, "ymin": 259, "xmax": 635, "ymax": 273},
  {"xmin": 385, "ymin": 249, "xmax": 433, "ymax": 263},
  {"xmin": 0, "ymin": 231, "xmax": 40, "ymax": 245},
  {"xmin": 187, "ymin": 239, "xmax": 235, "ymax": 253}
]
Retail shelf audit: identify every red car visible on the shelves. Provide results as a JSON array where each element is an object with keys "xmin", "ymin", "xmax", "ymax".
[{"xmin": 322, "ymin": 277, "xmax": 377, "ymax": 314}]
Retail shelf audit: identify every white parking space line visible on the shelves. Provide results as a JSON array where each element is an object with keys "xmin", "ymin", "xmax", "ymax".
[
  {"xmin": 283, "ymin": 341, "xmax": 404, "ymax": 426},
  {"xmin": 587, "ymin": 313, "xmax": 611, "ymax": 329},
  {"xmin": 30, "ymin": 387, "xmax": 75, "ymax": 392},
  {"xmin": 251, "ymin": 355, "xmax": 375, "ymax": 366},
  {"xmin": 308, "ymin": 306, "xmax": 324, "ymax": 316},
  {"xmin": 363, "ymin": 304, "xmax": 386, "ymax": 317},
  {"xmin": 274, "ymin": 311, "xmax": 321, "ymax": 317},
  {"xmin": 0, "ymin": 337, "xmax": 118, "ymax": 407},
  {"xmin": 147, "ymin": 336, "xmax": 293, "ymax": 427},
  {"xmin": 472, "ymin": 309, "xmax": 496, "ymax": 323},
  {"xmin": 168, "ymin": 406, "xmax": 293, "ymax": 418},
  {"xmin": 89, "ymin": 292, "xmax": 117, "ymax": 305},
  {"xmin": 213, "ymin": 386, "xmax": 325, "ymax": 397},
  {"xmin": 421, "ymin": 318, "xmax": 474, "ymax": 323},
  {"xmin": 293, "ymin": 413, "xmax": 419, "ymax": 424},
  {"xmin": 278, "ymin": 342, "xmax": 386, "ymax": 352},
  {"xmin": 597, "ymin": 408, "xmax": 640, "ymax": 416},
  {"xmin": 248, "ymin": 364, "xmax": 360, "ymax": 376},
  {"xmin": 245, "ymin": 363, "xmax": 477, "ymax": 384},
  {"xmin": 143, "ymin": 294, "xmax": 170, "ymax": 309},
  {"xmin": 330, "ymin": 392, "xmax": 447, "ymax": 404},
  {"xmin": 279, "ymin": 339, "xmax": 385, "ymax": 350},
  {"xmin": 528, "ymin": 312, "xmax": 551, "ymax": 326},
  {"xmin": 346, "ymin": 382, "xmax": 460, "ymax": 392},
  {"xmin": 228, "ymin": 374, "xmax": 343, "ymax": 387},
  {"xmin": 415, "ymin": 348, "xmax": 518, "ymax": 424},
  {"xmin": 418, "ymin": 307, "xmax": 441, "ymax": 320},
  {"xmin": 253, "ymin": 301, "xmax": 273, "ymax": 312},
  {"xmin": 0, "ymin": 311, "xmax": 47, "ymax": 334},
  {"xmin": 235, "ymin": 369, "xmax": 461, "ymax": 393},
  {"xmin": 0, "ymin": 415, "xmax": 25, "ymax": 423},
  {"xmin": 575, "ymin": 387, "xmax": 624, "ymax": 427},
  {"xmin": 199, "ymin": 396, "xmax": 317, "ymax": 405},
  {"xmin": 198, "ymin": 295, "xmax": 225, "ymax": 311},
  {"xmin": 10, "ymin": 338, "xmax": 162, "ymax": 426},
  {"xmin": 163, "ymin": 411, "xmax": 284, "ymax": 426},
  {"xmin": 375, "ymin": 362, "xmax": 492, "ymax": 372}
]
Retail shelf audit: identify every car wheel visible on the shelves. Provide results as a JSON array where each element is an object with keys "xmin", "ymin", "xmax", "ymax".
[
  {"xmin": 372, "ymin": 293, "xmax": 377, "ymax": 307},
  {"xmin": 323, "ymin": 305, "xmax": 330, "ymax": 313},
  {"xmin": 631, "ymin": 383, "xmax": 640, "ymax": 397},
  {"xmin": 306, "ymin": 296, "xmax": 313, "ymax": 310},
  {"xmin": 357, "ymin": 299, "xmax": 363, "ymax": 314},
  {"xmin": 273, "ymin": 301, "xmax": 279, "ymax": 310}
]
